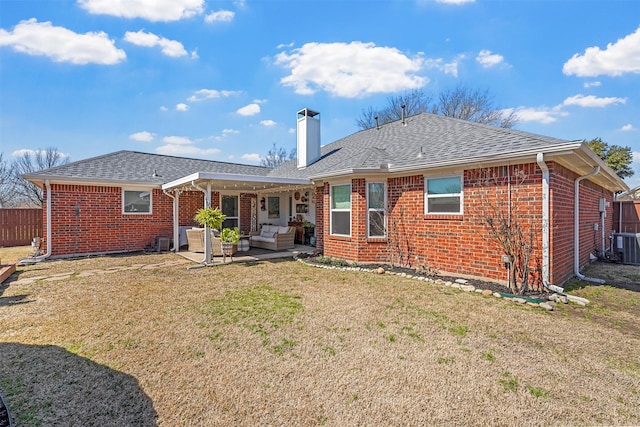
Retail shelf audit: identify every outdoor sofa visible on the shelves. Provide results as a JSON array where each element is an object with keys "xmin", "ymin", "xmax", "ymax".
[{"xmin": 249, "ymin": 225, "xmax": 295, "ymax": 251}]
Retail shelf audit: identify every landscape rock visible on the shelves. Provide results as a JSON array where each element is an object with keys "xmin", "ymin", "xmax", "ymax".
[
  {"xmin": 493, "ymin": 292, "xmax": 502, "ymax": 298},
  {"xmin": 376, "ymin": 267, "xmax": 385, "ymax": 275},
  {"xmin": 455, "ymin": 278, "xmax": 469, "ymax": 284},
  {"xmin": 461, "ymin": 285, "xmax": 475, "ymax": 292},
  {"xmin": 539, "ymin": 302, "xmax": 554, "ymax": 311},
  {"xmin": 482, "ymin": 289, "xmax": 493, "ymax": 297}
]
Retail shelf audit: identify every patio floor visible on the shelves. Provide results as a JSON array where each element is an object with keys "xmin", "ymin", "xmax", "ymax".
[{"xmin": 176, "ymin": 244, "xmax": 317, "ymax": 266}]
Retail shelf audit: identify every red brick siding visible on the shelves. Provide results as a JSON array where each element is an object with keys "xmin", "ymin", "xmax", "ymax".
[
  {"xmin": 318, "ymin": 162, "xmax": 614, "ymax": 285},
  {"xmin": 548, "ymin": 162, "xmax": 614, "ymax": 283},
  {"xmin": 239, "ymin": 193, "xmax": 257, "ymax": 234},
  {"xmin": 43, "ymin": 184, "xmax": 174, "ymax": 256}
]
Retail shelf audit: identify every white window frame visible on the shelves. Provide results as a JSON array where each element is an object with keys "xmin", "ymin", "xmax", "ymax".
[
  {"xmin": 122, "ymin": 189, "xmax": 153, "ymax": 215},
  {"xmin": 330, "ymin": 183, "xmax": 351, "ymax": 237},
  {"xmin": 424, "ymin": 176, "xmax": 463, "ymax": 215},
  {"xmin": 367, "ymin": 182, "xmax": 387, "ymax": 238}
]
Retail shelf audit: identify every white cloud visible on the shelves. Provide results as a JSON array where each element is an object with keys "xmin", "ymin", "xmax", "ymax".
[
  {"xmin": 222, "ymin": 129, "xmax": 239, "ymax": 135},
  {"xmin": 260, "ymin": 120, "xmax": 277, "ymax": 127},
  {"xmin": 277, "ymin": 42, "xmax": 294, "ymax": 49},
  {"xmin": 237, "ymin": 103, "xmax": 260, "ymax": 116},
  {"xmin": 0, "ymin": 18, "xmax": 125, "ymax": 65},
  {"xmin": 507, "ymin": 106, "xmax": 567, "ymax": 124},
  {"xmin": 78, "ymin": 0, "xmax": 204, "ymax": 22},
  {"xmin": 11, "ymin": 148, "xmax": 69, "ymax": 159},
  {"xmin": 275, "ymin": 41, "xmax": 427, "ymax": 98},
  {"xmin": 288, "ymin": 128, "xmax": 295, "ymax": 134},
  {"xmin": 187, "ymin": 89, "xmax": 239, "ymax": 102},
  {"xmin": 562, "ymin": 94, "xmax": 626, "ymax": 108},
  {"xmin": 241, "ymin": 153, "xmax": 262, "ymax": 163},
  {"xmin": 157, "ymin": 135, "xmax": 220, "ymax": 156},
  {"xmin": 476, "ymin": 50, "xmax": 505, "ymax": 68},
  {"xmin": 129, "ymin": 131, "xmax": 155, "ymax": 142},
  {"xmin": 621, "ymin": 124, "xmax": 635, "ymax": 131},
  {"xmin": 253, "ymin": 99, "xmax": 268, "ymax": 104},
  {"xmin": 204, "ymin": 10, "xmax": 235, "ymax": 23},
  {"xmin": 563, "ymin": 26, "xmax": 640, "ymax": 77},
  {"xmin": 424, "ymin": 54, "xmax": 464, "ymax": 77},
  {"xmin": 163, "ymin": 136, "xmax": 192, "ymax": 145},
  {"xmin": 11, "ymin": 149, "xmax": 36, "ymax": 157},
  {"xmin": 160, "ymin": 106, "xmax": 169, "ymax": 111},
  {"xmin": 124, "ymin": 30, "xmax": 188, "ymax": 57},
  {"xmin": 633, "ymin": 152, "xmax": 640, "ymax": 162},
  {"xmin": 176, "ymin": 103, "xmax": 189, "ymax": 111},
  {"xmin": 190, "ymin": 49, "xmax": 199, "ymax": 59},
  {"xmin": 584, "ymin": 81, "xmax": 601, "ymax": 88}
]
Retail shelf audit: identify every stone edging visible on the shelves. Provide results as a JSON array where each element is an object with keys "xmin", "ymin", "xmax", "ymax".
[{"xmin": 297, "ymin": 258, "xmax": 589, "ymax": 311}]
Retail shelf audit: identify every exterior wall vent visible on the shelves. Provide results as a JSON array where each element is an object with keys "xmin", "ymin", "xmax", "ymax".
[{"xmin": 297, "ymin": 108, "xmax": 320, "ymax": 169}]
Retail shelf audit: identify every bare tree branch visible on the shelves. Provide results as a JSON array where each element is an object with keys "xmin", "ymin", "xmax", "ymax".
[{"xmin": 11, "ymin": 147, "xmax": 69, "ymax": 207}]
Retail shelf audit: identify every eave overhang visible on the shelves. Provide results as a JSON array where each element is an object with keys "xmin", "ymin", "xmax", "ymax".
[{"xmin": 161, "ymin": 171, "xmax": 312, "ymax": 193}]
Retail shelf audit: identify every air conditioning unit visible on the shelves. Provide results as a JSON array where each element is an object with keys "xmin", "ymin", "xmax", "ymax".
[{"xmin": 615, "ymin": 233, "xmax": 640, "ymax": 266}]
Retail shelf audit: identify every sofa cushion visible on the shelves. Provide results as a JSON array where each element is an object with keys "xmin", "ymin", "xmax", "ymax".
[
  {"xmin": 277, "ymin": 226, "xmax": 290, "ymax": 234},
  {"xmin": 260, "ymin": 230, "xmax": 276, "ymax": 238},
  {"xmin": 252, "ymin": 235, "xmax": 276, "ymax": 243},
  {"xmin": 262, "ymin": 225, "xmax": 276, "ymax": 234}
]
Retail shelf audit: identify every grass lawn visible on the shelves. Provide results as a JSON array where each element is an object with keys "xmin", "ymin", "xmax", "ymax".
[{"xmin": 0, "ymin": 250, "xmax": 639, "ymax": 426}]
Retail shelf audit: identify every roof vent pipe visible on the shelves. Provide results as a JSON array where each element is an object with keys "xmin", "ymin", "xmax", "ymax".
[
  {"xmin": 401, "ymin": 104, "xmax": 406, "ymax": 126},
  {"xmin": 374, "ymin": 116, "xmax": 379, "ymax": 130},
  {"xmin": 574, "ymin": 166, "xmax": 605, "ymax": 284}
]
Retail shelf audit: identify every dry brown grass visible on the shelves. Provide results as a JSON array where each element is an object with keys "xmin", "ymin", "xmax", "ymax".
[
  {"xmin": 0, "ymin": 246, "xmax": 32, "ymax": 265},
  {"xmin": 1, "ymin": 253, "xmax": 639, "ymax": 426}
]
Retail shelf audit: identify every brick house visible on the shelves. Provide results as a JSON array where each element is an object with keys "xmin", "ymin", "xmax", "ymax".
[{"xmin": 23, "ymin": 109, "xmax": 627, "ymax": 287}]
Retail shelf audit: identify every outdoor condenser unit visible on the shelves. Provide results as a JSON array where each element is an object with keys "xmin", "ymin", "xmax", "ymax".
[{"xmin": 615, "ymin": 233, "xmax": 640, "ymax": 266}]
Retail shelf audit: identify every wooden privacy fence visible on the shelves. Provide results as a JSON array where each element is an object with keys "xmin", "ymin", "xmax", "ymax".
[
  {"xmin": 0, "ymin": 208, "xmax": 43, "ymax": 247},
  {"xmin": 613, "ymin": 201, "xmax": 640, "ymax": 233}
]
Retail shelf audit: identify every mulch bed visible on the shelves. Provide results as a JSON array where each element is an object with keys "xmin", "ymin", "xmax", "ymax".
[{"xmin": 298, "ymin": 254, "xmax": 551, "ymax": 298}]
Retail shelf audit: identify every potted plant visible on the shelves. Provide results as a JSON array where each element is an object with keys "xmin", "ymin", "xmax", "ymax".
[
  {"xmin": 194, "ymin": 207, "xmax": 225, "ymax": 231},
  {"xmin": 220, "ymin": 227, "xmax": 240, "ymax": 256}
]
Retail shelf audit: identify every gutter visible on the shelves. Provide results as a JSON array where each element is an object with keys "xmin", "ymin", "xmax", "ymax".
[
  {"xmin": 574, "ymin": 166, "xmax": 605, "ymax": 284},
  {"xmin": 162, "ymin": 189, "xmax": 179, "ymax": 252},
  {"xmin": 20, "ymin": 180, "xmax": 52, "ymax": 264}
]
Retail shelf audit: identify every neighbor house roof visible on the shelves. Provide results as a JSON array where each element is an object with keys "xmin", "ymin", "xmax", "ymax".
[
  {"xmin": 23, "ymin": 150, "xmax": 271, "ymax": 187},
  {"xmin": 269, "ymin": 112, "xmax": 627, "ymax": 192}
]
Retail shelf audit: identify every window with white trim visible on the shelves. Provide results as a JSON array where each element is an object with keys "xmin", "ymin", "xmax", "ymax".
[
  {"xmin": 424, "ymin": 176, "xmax": 463, "ymax": 214},
  {"xmin": 221, "ymin": 195, "xmax": 239, "ymax": 229},
  {"xmin": 330, "ymin": 184, "xmax": 351, "ymax": 236},
  {"xmin": 367, "ymin": 182, "xmax": 386, "ymax": 237},
  {"xmin": 123, "ymin": 189, "xmax": 152, "ymax": 214}
]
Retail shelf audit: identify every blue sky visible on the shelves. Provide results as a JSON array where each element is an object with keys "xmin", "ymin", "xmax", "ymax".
[{"xmin": 1, "ymin": 0, "xmax": 639, "ymax": 188}]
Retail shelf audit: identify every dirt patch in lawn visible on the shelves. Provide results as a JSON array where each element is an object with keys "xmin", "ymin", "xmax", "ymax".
[{"xmin": 0, "ymin": 253, "xmax": 638, "ymax": 426}]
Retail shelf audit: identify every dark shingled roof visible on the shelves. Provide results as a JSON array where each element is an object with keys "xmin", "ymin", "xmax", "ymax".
[
  {"xmin": 268, "ymin": 112, "xmax": 577, "ymax": 179},
  {"xmin": 25, "ymin": 113, "xmax": 593, "ymax": 187},
  {"xmin": 24, "ymin": 150, "xmax": 271, "ymax": 185}
]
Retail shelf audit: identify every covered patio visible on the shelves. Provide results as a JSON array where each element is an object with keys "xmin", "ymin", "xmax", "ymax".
[{"xmin": 161, "ymin": 171, "xmax": 316, "ymax": 266}]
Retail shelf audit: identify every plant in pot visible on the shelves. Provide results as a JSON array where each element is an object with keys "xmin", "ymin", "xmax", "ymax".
[
  {"xmin": 194, "ymin": 207, "xmax": 225, "ymax": 231},
  {"xmin": 220, "ymin": 227, "xmax": 240, "ymax": 256}
]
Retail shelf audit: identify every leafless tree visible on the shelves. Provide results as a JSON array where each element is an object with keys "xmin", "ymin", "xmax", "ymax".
[
  {"xmin": 11, "ymin": 147, "xmax": 69, "ymax": 207},
  {"xmin": 435, "ymin": 85, "xmax": 518, "ymax": 128},
  {"xmin": 0, "ymin": 153, "xmax": 15, "ymax": 207},
  {"xmin": 261, "ymin": 143, "xmax": 295, "ymax": 168},
  {"xmin": 356, "ymin": 85, "xmax": 518, "ymax": 130},
  {"xmin": 474, "ymin": 167, "xmax": 540, "ymax": 294}
]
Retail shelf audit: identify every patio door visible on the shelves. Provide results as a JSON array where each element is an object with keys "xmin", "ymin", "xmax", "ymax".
[{"xmin": 221, "ymin": 195, "xmax": 239, "ymax": 229}]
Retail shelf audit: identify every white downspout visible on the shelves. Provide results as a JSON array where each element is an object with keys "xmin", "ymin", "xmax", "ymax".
[
  {"xmin": 574, "ymin": 166, "xmax": 605, "ymax": 284},
  {"xmin": 162, "ymin": 189, "xmax": 179, "ymax": 252},
  {"xmin": 192, "ymin": 181, "xmax": 211, "ymax": 265},
  {"xmin": 536, "ymin": 154, "xmax": 564, "ymax": 293}
]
